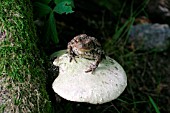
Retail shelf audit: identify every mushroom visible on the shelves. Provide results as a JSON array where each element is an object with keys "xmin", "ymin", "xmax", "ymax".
[{"xmin": 52, "ymin": 52, "xmax": 127, "ymax": 104}]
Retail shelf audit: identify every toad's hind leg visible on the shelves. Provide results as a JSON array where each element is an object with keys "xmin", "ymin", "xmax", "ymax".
[{"xmin": 85, "ymin": 55, "xmax": 101, "ymax": 73}]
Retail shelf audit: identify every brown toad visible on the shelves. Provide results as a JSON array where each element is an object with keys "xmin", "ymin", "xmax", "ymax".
[{"xmin": 67, "ymin": 34, "xmax": 105, "ymax": 73}]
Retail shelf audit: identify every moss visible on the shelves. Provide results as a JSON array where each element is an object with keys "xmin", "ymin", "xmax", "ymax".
[{"xmin": 0, "ymin": 0, "xmax": 52, "ymax": 112}]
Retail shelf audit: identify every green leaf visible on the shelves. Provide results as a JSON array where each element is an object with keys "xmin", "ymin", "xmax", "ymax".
[
  {"xmin": 53, "ymin": 1, "xmax": 74, "ymax": 14},
  {"xmin": 54, "ymin": 0, "xmax": 63, "ymax": 4},
  {"xmin": 50, "ymin": 50, "xmax": 67, "ymax": 59},
  {"xmin": 34, "ymin": 2, "xmax": 52, "ymax": 17},
  {"xmin": 46, "ymin": 12, "xmax": 59, "ymax": 44},
  {"xmin": 36, "ymin": 0, "xmax": 51, "ymax": 4},
  {"xmin": 54, "ymin": 0, "xmax": 74, "ymax": 5}
]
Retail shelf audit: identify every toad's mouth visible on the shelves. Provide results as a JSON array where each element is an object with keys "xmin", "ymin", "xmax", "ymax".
[{"xmin": 79, "ymin": 48, "xmax": 92, "ymax": 52}]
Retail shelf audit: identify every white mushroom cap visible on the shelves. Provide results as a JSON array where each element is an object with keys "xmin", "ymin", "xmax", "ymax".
[{"xmin": 52, "ymin": 53, "xmax": 127, "ymax": 104}]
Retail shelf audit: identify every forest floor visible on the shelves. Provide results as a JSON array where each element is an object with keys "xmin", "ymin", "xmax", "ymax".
[{"xmin": 34, "ymin": 0, "xmax": 170, "ymax": 112}]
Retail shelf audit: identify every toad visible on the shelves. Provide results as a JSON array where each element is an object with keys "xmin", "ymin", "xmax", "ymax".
[{"xmin": 67, "ymin": 34, "xmax": 105, "ymax": 73}]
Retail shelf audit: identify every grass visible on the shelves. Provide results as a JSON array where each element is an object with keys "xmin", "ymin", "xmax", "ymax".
[
  {"xmin": 42, "ymin": 0, "xmax": 170, "ymax": 112},
  {"xmin": 149, "ymin": 96, "xmax": 160, "ymax": 113}
]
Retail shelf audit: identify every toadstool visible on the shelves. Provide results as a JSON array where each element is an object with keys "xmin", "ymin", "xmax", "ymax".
[{"xmin": 52, "ymin": 52, "xmax": 127, "ymax": 104}]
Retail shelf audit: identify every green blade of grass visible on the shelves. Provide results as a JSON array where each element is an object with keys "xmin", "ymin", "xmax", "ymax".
[{"xmin": 148, "ymin": 96, "xmax": 160, "ymax": 113}]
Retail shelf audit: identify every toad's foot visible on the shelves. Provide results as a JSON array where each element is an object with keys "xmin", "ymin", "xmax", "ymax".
[
  {"xmin": 85, "ymin": 63, "xmax": 97, "ymax": 73},
  {"xmin": 69, "ymin": 53, "xmax": 77, "ymax": 63}
]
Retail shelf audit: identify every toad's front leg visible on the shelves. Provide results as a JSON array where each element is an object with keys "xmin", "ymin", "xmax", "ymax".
[{"xmin": 67, "ymin": 44, "xmax": 77, "ymax": 63}]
